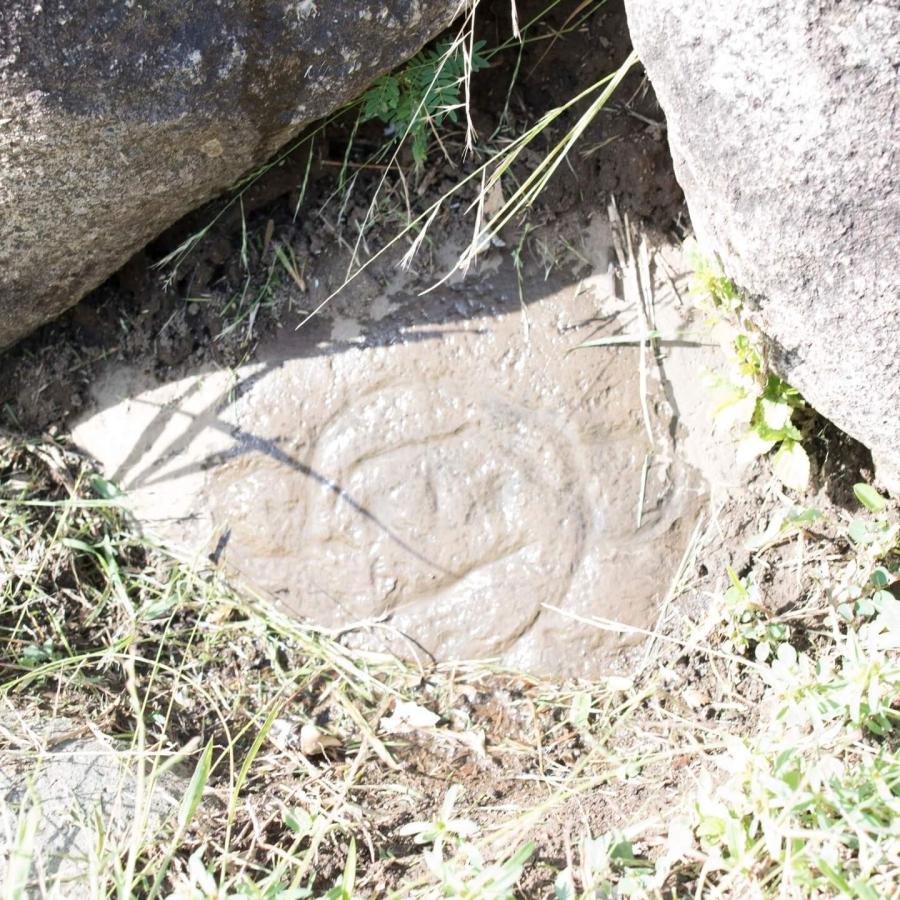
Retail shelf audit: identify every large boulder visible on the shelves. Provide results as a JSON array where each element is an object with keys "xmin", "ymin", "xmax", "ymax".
[
  {"xmin": 0, "ymin": 1, "xmax": 458, "ymax": 348},
  {"xmin": 625, "ymin": 1, "xmax": 900, "ymax": 482}
]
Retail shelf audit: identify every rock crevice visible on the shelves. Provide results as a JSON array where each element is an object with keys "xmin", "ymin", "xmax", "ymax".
[{"xmin": 0, "ymin": 0, "xmax": 460, "ymax": 348}]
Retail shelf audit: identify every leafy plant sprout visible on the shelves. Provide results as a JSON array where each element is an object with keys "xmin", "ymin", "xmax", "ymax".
[
  {"xmin": 360, "ymin": 39, "xmax": 490, "ymax": 168},
  {"xmin": 685, "ymin": 239, "xmax": 812, "ymax": 490},
  {"xmin": 398, "ymin": 783, "xmax": 479, "ymax": 850}
]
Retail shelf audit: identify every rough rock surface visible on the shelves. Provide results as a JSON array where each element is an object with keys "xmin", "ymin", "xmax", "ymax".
[
  {"xmin": 0, "ymin": 717, "xmax": 193, "ymax": 895},
  {"xmin": 0, "ymin": 0, "xmax": 459, "ymax": 348},
  {"xmin": 625, "ymin": 0, "xmax": 900, "ymax": 482}
]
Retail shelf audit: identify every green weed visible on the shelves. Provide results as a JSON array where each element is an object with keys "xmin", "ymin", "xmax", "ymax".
[
  {"xmin": 360, "ymin": 39, "xmax": 489, "ymax": 166},
  {"xmin": 721, "ymin": 567, "xmax": 790, "ymax": 662},
  {"xmin": 553, "ymin": 832, "xmax": 657, "ymax": 898},
  {"xmin": 556, "ymin": 485, "xmax": 900, "ymax": 897},
  {"xmin": 686, "ymin": 239, "xmax": 811, "ymax": 491}
]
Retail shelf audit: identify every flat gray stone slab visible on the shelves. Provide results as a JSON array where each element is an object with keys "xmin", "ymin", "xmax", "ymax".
[{"xmin": 0, "ymin": 718, "xmax": 188, "ymax": 897}]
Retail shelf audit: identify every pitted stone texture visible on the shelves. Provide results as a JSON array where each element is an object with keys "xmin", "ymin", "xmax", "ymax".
[
  {"xmin": 625, "ymin": 0, "xmax": 900, "ymax": 480},
  {"xmin": 0, "ymin": 1, "xmax": 458, "ymax": 348},
  {"xmin": 0, "ymin": 718, "xmax": 191, "ymax": 896},
  {"xmin": 72, "ymin": 252, "xmax": 718, "ymax": 677}
]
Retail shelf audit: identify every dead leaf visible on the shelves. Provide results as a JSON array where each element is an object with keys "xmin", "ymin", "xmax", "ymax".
[
  {"xmin": 299, "ymin": 723, "xmax": 341, "ymax": 756},
  {"xmin": 682, "ymin": 688, "xmax": 709, "ymax": 709},
  {"xmin": 482, "ymin": 180, "xmax": 505, "ymax": 219},
  {"xmin": 380, "ymin": 700, "xmax": 440, "ymax": 735},
  {"xmin": 442, "ymin": 728, "xmax": 487, "ymax": 759}
]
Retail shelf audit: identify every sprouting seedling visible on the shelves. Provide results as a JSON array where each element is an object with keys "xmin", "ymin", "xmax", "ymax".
[
  {"xmin": 854, "ymin": 482, "xmax": 888, "ymax": 513},
  {"xmin": 686, "ymin": 244, "xmax": 812, "ymax": 491},
  {"xmin": 398, "ymin": 784, "xmax": 478, "ymax": 848},
  {"xmin": 847, "ymin": 482, "xmax": 897, "ymax": 556},
  {"xmin": 360, "ymin": 39, "xmax": 489, "ymax": 166}
]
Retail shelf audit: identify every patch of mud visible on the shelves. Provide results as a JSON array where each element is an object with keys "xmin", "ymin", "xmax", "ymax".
[
  {"xmin": 3, "ymin": 0, "xmax": 717, "ymax": 676},
  {"xmin": 71, "ymin": 228, "xmax": 741, "ymax": 676}
]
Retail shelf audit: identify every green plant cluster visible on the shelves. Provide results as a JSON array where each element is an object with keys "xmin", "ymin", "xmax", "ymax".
[
  {"xmin": 721, "ymin": 567, "xmax": 790, "ymax": 662},
  {"xmin": 360, "ymin": 39, "xmax": 489, "ymax": 166},
  {"xmin": 686, "ymin": 240, "xmax": 811, "ymax": 490},
  {"xmin": 554, "ymin": 832, "xmax": 657, "ymax": 898}
]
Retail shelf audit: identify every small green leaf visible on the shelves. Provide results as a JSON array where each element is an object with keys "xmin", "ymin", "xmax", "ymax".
[
  {"xmin": 178, "ymin": 740, "xmax": 213, "ymax": 832},
  {"xmin": 553, "ymin": 870, "xmax": 576, "ymax": 900},
  {"xmin": 284, "ymin": 807, "xmax": 314, "ymax": 837},
  {"xmin": 507, "ymin": 842, "xmax": 536, "ymax": 869},
  {"xmin": 854, "ymin": 597, "xmax": 876, "ymax": 618},
  {"xmin": 815, "ymin": 856, "xmax": 854, "ymax": 894},
  {"xmin": 781, "ymin": 507, "xmax": 821, "ymax": 525},
  {"xmin": 848, "ymin": 518, "xmax": 869, "ymax": 544},
  {"xmin": 759, "ymin": 398, "xmax": 793, "ymax": 431},
  {"xmin": 755, "ymin": 420, "xmax": 802, "ymax": 443},
  {"xmin": 878, "ymin": 596, "xmax": 900, "ymax": 634},
  {"xmin": 772, "ymin": 439, "xmax": 810, "ymax": 491},
  {"xmin": 60, "ymin": 537, "xmax": 98, "ymax": 555},
  {"xmin": 89, "ymin": 473, "xmax": 123, "ymax": 499},
  {"xmin": 697, "ymin": 814, "xmax": 727, "ymax": 843},
  {"xmin": 871, "ymin": 567, "xmax": 891, "ymax": 588},
  {"xmin": 341, "ymin": 838, "xmax": 356, "ymax": 899},
  {"xmin": 569, "ymin": 691, "xmax": 592, "ymax": 729},
  {"xmin": 725, "ymin": 566, "xmax": 747, "ymax": 593},
  {"xmin": 775, "ymin": 643, "xmax": 797, "ymax": 667},
  {"xmin": 139, "ymin": 592, "xmax": 179, "ymax": 622},
  {"xmin": 737, "ymin": 428, "xmax": 776, "ymax": 463},
  {"xmin": 853, "ymin": 483, "xmax": 887, "ymax": 512}
]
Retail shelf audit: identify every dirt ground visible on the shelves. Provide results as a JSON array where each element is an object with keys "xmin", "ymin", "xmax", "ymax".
[
  {"xmin": 0, "ymin": 1, "xmax": 887, "ymax": 896},
  {"xmin": 0, "ymin": 423, "xmax": 882, "ymax": 896},
  {"xmin": 0, "ymin": 0, "xmax": 679, "ymax": 434}
]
